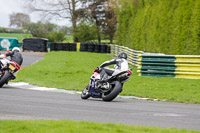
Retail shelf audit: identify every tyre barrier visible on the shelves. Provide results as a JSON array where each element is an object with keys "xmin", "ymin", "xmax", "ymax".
[
  {"xmin": 80, "ymin": 42, "xmax": 110, "ymax": 53},
  {"xmin": 49, "ymin": 42, "xmax": 110, "ymax": 53},
  {"xmin": 23, "ymin": 38, "xmax": 48, "ymax": 52},
  {"xmin": 94, "ymin": 44, "xmax": 101, "ymax": 53},
  {"xmin": 80, "ymin": 43, "xmax": 88, "ymax": 52},
  {"xmin": 50, "ymin": 42, "xmax": 57, "ymax": 51},
  {"xmin": 50, "ymin": 43, "xmax": 77, "ymax": 51},
  {"xmin": 57, "ymin": 43, "xmax": 63, "ymax": 51},
  {"xmin": 100, "ymin": 44, "xmax": 108, "ymax": 53},
  {"xmin": 87, "ymin": 43, "xmax": 94, "ymax": 52}
]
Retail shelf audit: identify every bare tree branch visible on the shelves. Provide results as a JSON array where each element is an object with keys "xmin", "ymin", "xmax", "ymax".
[{"xmin": 24, "ymin": 0, "xmax": 81, "ymax": 42}]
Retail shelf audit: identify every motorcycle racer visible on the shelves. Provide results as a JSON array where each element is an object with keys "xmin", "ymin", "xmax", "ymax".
[
  {"xmin": 81, "ymin": 52, "xmax": 132, "ymax": 101},
  {"xmin": 0, "ymin": 47, "xmax": 23, "ymax": 79},
  {"xmin": 98, "ymin": 52, "xmax": 129, "ymax": 82}
]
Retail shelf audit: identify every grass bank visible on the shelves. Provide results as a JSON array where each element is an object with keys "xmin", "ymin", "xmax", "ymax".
[
  {"xmin": 0, "ymin": 33, "xmax": 32, "ymax": 42},
  {"xmin": 0, "ymin": 33, "xmax": 109, "ymax": 43},
  {"xmin": 0, "ymin": 120, "xmax": 199, "ymax": 133},
  {"xmin": 15, "ymin": 52, "xmax": 200, "ymax": 104}
]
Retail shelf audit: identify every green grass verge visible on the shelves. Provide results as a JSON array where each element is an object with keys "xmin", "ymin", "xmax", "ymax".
[
  {"xmin": 63, "ymin": 35, "xmax": 74, "ymax": 42},
  {"xmin": 15, "ymin": 52, "xmax": 200, "ymax": 104},
  {"xmin": 0, "ymin": 120, "xmax": 199, "ymax": 133},
  {"xmin": 0, "ymin": 33, "xmax": 32, "ymax": 42},
  {"xmin": 16, "ymin": 52, "xmax": 112, "ymax": 90}
]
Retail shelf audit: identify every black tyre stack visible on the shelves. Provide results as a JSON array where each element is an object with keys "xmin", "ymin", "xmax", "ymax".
[
  {"xmin": 49, "ymin": 42, "xmax": 110, "ymax": 53},
  {"xmin": 80, "ymin": 42, "xmax": 110, "ymax": 53},
  {"xmin": 87, "ymin": 43, "xmax": 94, "ymax": 52},
  {"xmin": 80, "ymin": 43, "xmax": 88, "ymax": 52},
  {"xmin": 50, "ymin": 43, "xmax": 77, "ymax": 52},
  {"xmin": 64, "ymin": 43, "xmax": 71, "ymax": 51},
  {"xmin": 23, "ymin": 38, "xmax": 48, "ymax": 52},
  {"xmin": 71, "ymin": 43, "xmax": 77, "ymax": 51},
  {"xmin": 107, "ymin": 45, "xmax": 111, "ymax": 53},
  {"xmin": 50, "ymin": 42, "xmax": 57, "ymax": 51},
  {"xmin": 94, "ymin": 43, "xmax": 101, "ymax": 53},
  {"xmin": 100, "ymin": 44, "xmax": 108, "ymax": 53},
  {"xmin": 57, "ymin": 43, "xmax": 63, "ymax": 51}
]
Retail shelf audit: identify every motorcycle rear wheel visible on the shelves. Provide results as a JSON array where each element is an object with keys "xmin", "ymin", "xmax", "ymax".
[
  {"xmin": 81, "ymin": 85, "xmax": 90, "ymax": 99},
  {"xmin": 102, "ymin": 81, "xmax": 122, "ymax": 102},
  {"xmin": 0, "ymin": 70, "xmax": 10, "ymax": 88}
]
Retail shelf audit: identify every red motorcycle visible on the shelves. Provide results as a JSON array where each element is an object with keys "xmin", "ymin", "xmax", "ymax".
[{"xmin": 0, "ymin": 57, "xmax": 21, "ymax": 87}]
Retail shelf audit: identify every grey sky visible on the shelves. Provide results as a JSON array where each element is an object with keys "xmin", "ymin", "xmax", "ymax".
[{"xmin": 0, "ymin": 0, "xmax": 70, "ymax": 28}]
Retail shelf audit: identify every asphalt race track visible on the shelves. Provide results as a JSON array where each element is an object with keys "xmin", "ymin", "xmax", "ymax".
[{"xmin": 0, "ymin": 52, "xmax": 200, "ymax": 130}]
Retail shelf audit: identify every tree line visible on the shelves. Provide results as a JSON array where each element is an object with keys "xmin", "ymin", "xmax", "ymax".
[
  {"xmin": 4, "ymin": 0, "xmax": 199, "ymax": 55},
  {"xmin": 116, "ymin": 0, "xmax": 200, "ymax": 55},
  {"xmin": 7, "ymin": 0, "xmax": 117, "ymax": 43}
]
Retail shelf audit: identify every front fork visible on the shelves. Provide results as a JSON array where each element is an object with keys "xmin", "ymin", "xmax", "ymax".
[{"xmin": 89, "ymin": 79, "xmax": 101, "ymax": 97}]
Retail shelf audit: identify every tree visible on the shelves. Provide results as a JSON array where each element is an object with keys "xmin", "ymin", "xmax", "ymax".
[
  {"xmin": 103, "ymin": 0, "xmax": 117, "ymax": 44},
  {"xmin": 59, "ymin": 26, "xmax": 73, "ymax": 35},
  {"xmin": 26, "ymin": 22, "xmax": 57, "ymax": 38},
  {"xmin": 46, "ymin": 31, "xmax": 65, "ymax": 42},
  {"xmin": 26, "ymin": 22, "xmax": 47, "ymax": 37},
  {"xmin": 24, "ymin": 0, "xmax": 82, "ymax": 42},
  {"xmin": 81, "ymin": 0, "xmax": 107, "ymax": 43},
  {"xmin": 80, "ymin": 0, "xmax": 117, "ymax": 43},
  {"xmin": 75, "ymin": 20, "xmax": 97, "ymax": 42},
  {"xmin": 9, "ymin": 12, "xmax": 30, "ymax": 28}
]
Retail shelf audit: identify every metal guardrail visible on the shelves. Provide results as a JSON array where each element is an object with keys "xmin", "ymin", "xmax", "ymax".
[
  {"xmin": 110, "ymin": 44, "xmax": 144, "ymax": 66},
  {"xmin": 110, "ymin": 44, "xmax": 200, "ymax": 79}
]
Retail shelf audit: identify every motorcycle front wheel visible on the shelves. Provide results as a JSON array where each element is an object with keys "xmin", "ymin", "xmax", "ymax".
[
  {"xmin": 81, "ymin": 85, "xmax": 90, "ymax": 99},
  {"xmin": 102, "ymin": 81, "xmax": 122, "ymax": 102},
  {"xmin": 0, "ymin": 70, "xmax": 10, "ymax": 88}
]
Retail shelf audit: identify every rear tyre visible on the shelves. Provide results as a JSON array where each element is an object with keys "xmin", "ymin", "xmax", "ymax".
[
  {"xmin": 102, "ymin": 81, "xmax": 122, "ymax": 102},
  {"xmin": 81, "ymin": 85, "xmax": 90, "ymax": 99},
  {"xmin": 0, "ymin": 70, "xmax": 10, "ymax": 88}
]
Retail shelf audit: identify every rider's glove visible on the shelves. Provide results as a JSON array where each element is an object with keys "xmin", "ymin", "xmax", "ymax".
[
  {"xmin": 0, "ymin": 54, "xmax": 6, "ymax": 58},
  {"xmin": 97, "ymin": 67, "xmax": 102, "ymax": 71}
]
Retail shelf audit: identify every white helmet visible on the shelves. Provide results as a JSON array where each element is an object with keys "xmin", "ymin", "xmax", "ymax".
[{"xmin": 12, "ymin": 47, "xmax": 20, "ymax": 52}]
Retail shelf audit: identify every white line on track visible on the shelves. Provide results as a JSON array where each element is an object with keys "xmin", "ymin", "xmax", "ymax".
[{"xmin": 8, "ymin": 82, "xmax": 157, "ymax": 100}]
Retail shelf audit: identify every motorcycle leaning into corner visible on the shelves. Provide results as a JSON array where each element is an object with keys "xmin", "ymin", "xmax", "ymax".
[
  {"xmin": 0, "ymin": 56, "xmax": 20, "ymax": 87},
  {"xmin": 81, "ymin": 52, "xmax": 132, "ymax": 102},
  {"xmin": 0, "ymin": 47, "xmax": 22, "ymax": 88},
  {"xmin": 81, "ymin": 67, "xmax": 132, "ymax": 102}
]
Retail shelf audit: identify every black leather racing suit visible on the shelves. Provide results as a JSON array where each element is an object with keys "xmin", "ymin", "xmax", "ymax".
[
  {"xmin": 99, "ymin": 58, "xmax": 129, "ymax": 81},
  {"xmin": 5, "ymin": 51, "xmax": 23, "ymax": 66}
]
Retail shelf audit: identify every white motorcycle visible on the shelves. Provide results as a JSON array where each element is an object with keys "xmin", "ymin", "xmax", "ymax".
[{"xmin": 81, "ymin": 67, "xmax": 132, "ymax": 101}]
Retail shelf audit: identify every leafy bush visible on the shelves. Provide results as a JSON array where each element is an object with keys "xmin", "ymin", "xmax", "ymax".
[
  {"xmin": 46, "ymin": 31, "xmax": 65, "ymax": 42},
  {"xmin": 75, "ymin": 20, "xmax": 97, "ymax": 42}
]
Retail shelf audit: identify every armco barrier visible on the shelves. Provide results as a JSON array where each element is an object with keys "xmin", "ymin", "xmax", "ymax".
[
  {"xmin": 137, "ymin": 54, "xmax": 200, "ymax": 79},
  {"xmin": 110, "ymin": 44, "xmax": 144, "ymax": 66},
  {"xmin": 110, "ymin": 44, "xmax": 200, "ymax": 79}
]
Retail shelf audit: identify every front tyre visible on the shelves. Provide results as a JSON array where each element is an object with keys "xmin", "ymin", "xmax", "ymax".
[
  {"xmin": 0, "ymin": 70, "xmax": 10, "ymax": 88},
  {"xmin": 102, "ymin": 81, "xmax": 122, "ymax": 102},
  {"xmin": 81, "ymin": 85, "xmax": 90, "ymax": 99}
]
